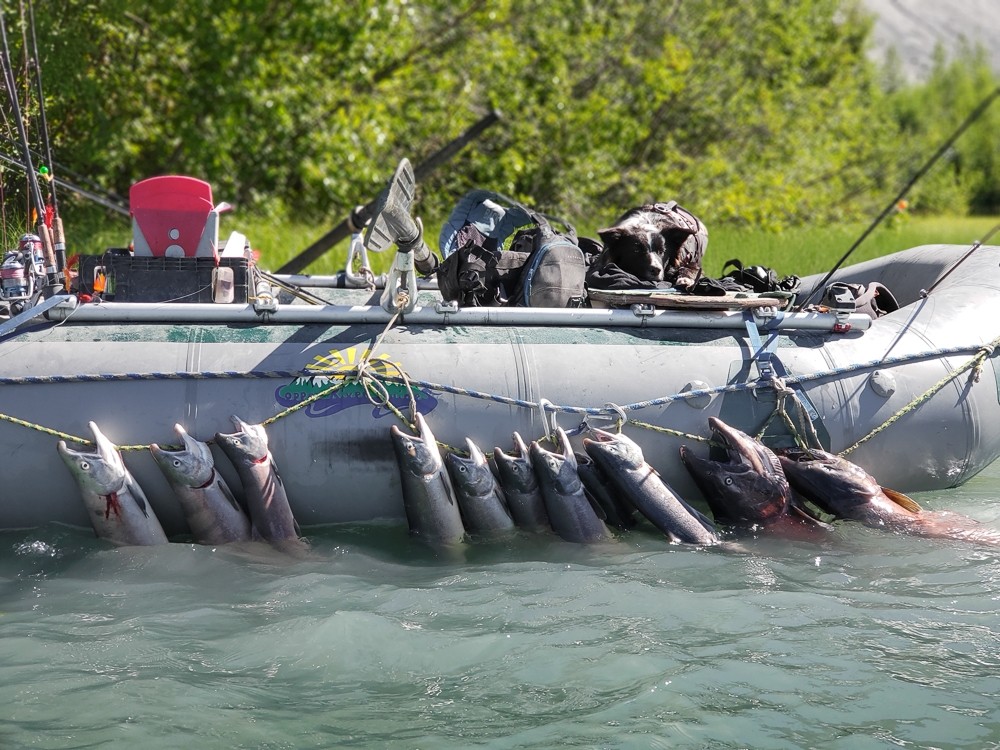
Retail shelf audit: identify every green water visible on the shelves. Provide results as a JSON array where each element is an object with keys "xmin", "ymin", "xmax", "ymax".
[{"xmin": 2, "ymin": 464, "xmax": 1000, "ymax": 750}]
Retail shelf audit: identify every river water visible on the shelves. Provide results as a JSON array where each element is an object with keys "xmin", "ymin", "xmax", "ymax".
[{"xmin": 2, "ymin": 461, "xmax": 999, "ymax": 750}]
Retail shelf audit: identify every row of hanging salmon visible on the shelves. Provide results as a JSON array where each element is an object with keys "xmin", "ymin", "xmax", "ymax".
[
  {"xmin": 391, "ymin": 414, "xmax": 1000, "ymax": 549},
  {"xmin": 390, "ymin": 414, "xmax": 719, "ymax": 547},
  {"xmin": 57, "ymin": 418, "xmax": 306, "ymax": 553},
  {"xmin": 55, "ymin": 410, "xmax": 1000, "ymax": 553}
]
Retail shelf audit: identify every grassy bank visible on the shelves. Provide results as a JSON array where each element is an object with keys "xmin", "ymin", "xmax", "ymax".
[
  {"xmin": 66, "ymin": 211, "xmax": 998, "ymax": 281},
  {"xmin": 705, "ymin": 215, "xmax": 1000, "ymax": 279}
]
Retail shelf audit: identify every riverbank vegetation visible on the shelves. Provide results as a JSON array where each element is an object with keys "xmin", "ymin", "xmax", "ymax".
[
  {"xmin": 2, "ymin": 1, "xmax": 998, "ymax": 273},
  {"xmin": 72, "ymin": 212, "xmax": 997, "ymax": 281}
]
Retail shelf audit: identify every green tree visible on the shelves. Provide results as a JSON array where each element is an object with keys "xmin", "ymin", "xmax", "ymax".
[
  {"xmin": 4, "ymin": 0, "xmax": 997, "ymax": 252},
  {"xmin": 883, "ymin": 44, "xmax": 1000, "ymax": 215}
]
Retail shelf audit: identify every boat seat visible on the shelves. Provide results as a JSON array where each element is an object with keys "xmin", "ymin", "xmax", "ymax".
[{"xmin": 130, "ymin": 175, "xmax": 228, "ymax": 260}]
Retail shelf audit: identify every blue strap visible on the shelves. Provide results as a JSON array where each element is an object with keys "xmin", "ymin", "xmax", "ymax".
[
  {"xmin": 742, "ymin": 310, "xmax": 819, "ymax": 420},
  {"xmin": 743, "ymin": 309, "xmax": 778, "ymax": 380}
]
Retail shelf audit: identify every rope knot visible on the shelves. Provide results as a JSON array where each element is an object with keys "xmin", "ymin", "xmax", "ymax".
[
  {"xmin": 393, "ymin": 289, "xmax": 411, "ymax": 313},
  {"xmin": 970, "ymin": 343, "xmax": 996, "ymax": 383},
  {"xmin": 770, "ymin": 375, "xmax": 793, "ymax": 397},
  {"xmin": 769, "ymin": 375, "xmax": 793, "ymax": 416}
]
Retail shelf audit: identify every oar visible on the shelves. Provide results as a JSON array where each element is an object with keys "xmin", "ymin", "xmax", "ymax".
[{"xmin": 276, "ymin": 109, "xmax": 502, "ymax": 274}]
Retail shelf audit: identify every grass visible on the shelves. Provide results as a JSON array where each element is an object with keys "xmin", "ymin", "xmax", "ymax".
[
  {"xmin": 64, "ymin": 209, "xmax": 999, "ymax": 281},
  {"xmin": 705, "ymin": 215, "xmax": 1000, "ymax": 279}
]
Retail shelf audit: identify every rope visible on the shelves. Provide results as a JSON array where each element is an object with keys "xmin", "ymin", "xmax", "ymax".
[
  {"xmin": 0, "ymin": 335, "xmax": 989, "ymax": 395},
  {"xmin": 372, "ymin": 337, "xmax": 998, "ymax": 416},
  {"xmin": 751, "ymin": 376, "xmax": 824, "ymax": 451},
  {"xmin": 259, "ymin": 377, "xmax": 352, "ymax": 429},
  {"xmin": 0, "ymin": 411, "xmax": 89, "ymax": 444},
  {"xmin": 626, "ymin": 418, "xmax": 711, "ymax": 444},
  {"xmin": 3, "ymin": 330, "xmax": 997, "ymax": 455},
  {"xmin": 840, "ymin": 333, "xmax": 1000, "ymax": 455},
  {"xmin": 0, "ymin": 369, "xmax": 312, "ymax": 385},
  {"xmin": 263, "ymin": 310, "xmax": 407, "ymax": 427}
]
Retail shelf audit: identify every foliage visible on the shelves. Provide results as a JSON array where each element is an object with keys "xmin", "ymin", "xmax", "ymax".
[
  {"xmin": 882, "ymin": 45, "xmax": 1000, "ymax": 215},
  {"xmin": 0, "ymin": 0, "xmax": 997, "ymax": 264},
  {"xmin": 231, "ymin": 212, "xmax": 1000, "ymax": 280}
]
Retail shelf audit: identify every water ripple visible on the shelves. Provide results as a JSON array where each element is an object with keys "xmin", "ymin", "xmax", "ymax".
[{"xmin": 1, "ymin": 471, "xmax": 1000, "ymax": 748}]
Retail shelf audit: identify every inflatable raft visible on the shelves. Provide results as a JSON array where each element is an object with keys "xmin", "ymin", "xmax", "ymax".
[{"xmin": 0, "ymin": 191, "xmax": 998, "ymax": 534}]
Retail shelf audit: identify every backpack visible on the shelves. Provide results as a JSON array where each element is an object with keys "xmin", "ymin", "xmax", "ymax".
[
  {"xmin": 436, "ymin": 192, "xmax": 593, "ymax": 308},
  {"xmin": 435, "ymin": 224, "xmax": 530, "ymax": 306},
  {"xmin": 507, "ymin": 214, "xmax": 591, "ymax": 308},
  {"xmin": 722, "ymin": 259, "xmax": 801, "ymax": 295}
]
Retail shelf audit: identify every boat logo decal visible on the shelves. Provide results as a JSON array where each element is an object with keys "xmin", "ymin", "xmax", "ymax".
[{"xmin": 275, "ymin": 347, "xmax": 439, "ymax": 418}]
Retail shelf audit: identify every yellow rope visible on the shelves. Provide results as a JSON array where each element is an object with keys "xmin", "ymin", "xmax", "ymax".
[
  {"xmin": 262, "ymin": 310, "xmax": 405, "ymax": 428},
  {"xmin": 749, "ymin": 376, "xmax": 823, "ymax": 451},
  {"xmin": 8, "ymin": 323, "xmax": 998, "ymax": 461},
  {"xmin": 0, "ymin": 412, "xmax": 88, "ymax": 444},
  {"xmin": 840, "ymin": 335, "xmax": 1000, "ymax": 455},
  {"xmin": 259, "ymin": 377, "xmax": 353, "ymax": 428},
  {"xmin": 627, "ymin": 418, "xmax": 711, "ymax": 444}
]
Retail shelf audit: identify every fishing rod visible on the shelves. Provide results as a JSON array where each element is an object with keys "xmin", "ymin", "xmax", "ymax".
[
  {"xmin": 0, "ymin": 5, "xmax": 59, "ymax": 286},
  {"xmin": 919, "ymin": 221, "xmax": 1000, "ymax": 298},
  {"xmin": 0, "ymin": 149, "xmax": 129, "ymax": 215},
  {"xmin": 0, "ymin": 133, "xmax": 128, "ymax": 203},
  {"xmin": 797, "ymin": 84, "xmax": 1000, "ymax": 310},
  {"xmin": 25, "ymin": 0, "xmax": 66, "ymax": 275}
]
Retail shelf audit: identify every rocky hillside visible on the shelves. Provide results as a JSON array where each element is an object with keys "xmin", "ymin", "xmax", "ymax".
[{"xmin": 861, "ymin": 0, "xmax": 1000, "ymax": 80}]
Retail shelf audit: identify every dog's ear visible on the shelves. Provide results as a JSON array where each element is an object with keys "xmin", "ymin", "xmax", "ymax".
[{"xmin": 598, "ymin": 226, "xmax": 625, "ymax": 246}]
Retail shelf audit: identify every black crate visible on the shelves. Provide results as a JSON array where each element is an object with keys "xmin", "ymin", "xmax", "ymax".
[{"xmin": 78, "ymin": 252, "xmax": 251, "ymax": 303}]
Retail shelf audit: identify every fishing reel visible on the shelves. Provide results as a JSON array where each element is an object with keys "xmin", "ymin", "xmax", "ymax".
[{"xmin": 0, "ymin": 233, "xmax": 46, "ymax": 313}]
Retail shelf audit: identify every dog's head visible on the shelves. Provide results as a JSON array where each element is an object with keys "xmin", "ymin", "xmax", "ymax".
[{"xmin": 596, "ymin": 223, "xmax": 667, "ymax": 283}]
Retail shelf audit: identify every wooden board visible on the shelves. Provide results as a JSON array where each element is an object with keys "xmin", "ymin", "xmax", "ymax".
[{"xmin": 588, "ymin": 289, "xmax": 788, "ymax": 310}]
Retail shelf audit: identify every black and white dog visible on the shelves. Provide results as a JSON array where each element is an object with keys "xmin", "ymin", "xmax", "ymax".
[{"xmin": 593, "ymin": 201, "xmax": 707, "ymax": 289}]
